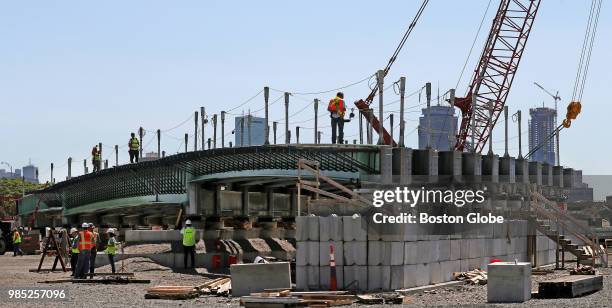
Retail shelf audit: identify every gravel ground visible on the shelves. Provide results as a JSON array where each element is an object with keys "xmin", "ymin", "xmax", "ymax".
[
  {"xmin": 1, "ymin": 254, "xmax": 609, "ymax": 307},
  {"xmin": 121, "ymin": 243, "xmax": 172, "ymax": 254}
]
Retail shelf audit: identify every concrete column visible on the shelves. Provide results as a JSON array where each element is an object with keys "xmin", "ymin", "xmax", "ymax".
[
  {"xmin": 214, "ymin": 184, "xmax": 222, "ymax": 217},
  {"xmin": 187, "ymin": 182, "xmax": 200, "ymax": 215},
  {"xmin": 201, "ymin": 107, "xmax": 206, "ymax": 150},
  {"xmin": 563, "ymin": 168, "xmax": 576, "ymax": 188},
  {"xmin": 515, "ymin": 158, "xmax": 529, "ymax": 184},
  {"xmin": 284, "ymin": 92, "xmax": 290, "ymax": 144},
  {"xmin": 412, "ymin": 148, "xmax": 438, "ymax": 183},
  {"xmin": 482, "ymin": 154, "xmax": 499, "ymax": 183},
  {"xmin": 461, "ymin": 153, "xmax": 482, "ymax": 183},
  {"xmin": 194, "ymin": 111, "xmax": 199, "ymax": 151},
  {"xmin": 380, "ymin": 146, "xmax": 393, "ymax": 184},
  {"xmin": 529, "ymin": 161, "xmax": 542, "ymax": 185},
  {"xmin": 266, "ymin": 188, "xmax": 274, "ymax": 217},
  {"xmin": 541, "ymin": 163, "xmax": 553, "ymax": 186},
  {"xmin": 241, "ymin": 186, "xmax": 250, "ymax": 217},
  {"xmin": 438, "ymin": 151, "xmax": 462, "ymax": 177},
  {"xmin": 399, "ymin": 77, "xmax": 406, "ymax": 147},
  {"xmin": 221, "ymin": 111, "xmax": 226, "ymax": 148},
  {"xmin": 264, "ymin": 87, "xmax": 270, "ymax": 145},
  {"xmin": 392, "ymin": 147, "xmax": 412, "ymax": 185},
  {"xmin": 67, "ymin": 157, "xmax": 72, "ymax": 180},
  {"xmin": 314, "ymin": 99, "xmax": 318, "ymax": 144},
  {"xmin": 499, "ymin": 156, "xmax": 516, "ymax": 183}
]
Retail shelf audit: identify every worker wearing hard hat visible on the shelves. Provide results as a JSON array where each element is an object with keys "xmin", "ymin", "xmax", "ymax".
[
  {"xmin": 181, "ymin": 219, "xmax": 196, "ymax": 269},
  {"xmin": 92, "ymin": 145, "xmax": 101, "ymax": 172},
  {"xmin": 128, "ymin": 133, "xmax": 140, "ymax": 163},
  {"xmin": 12, "ymin": 227, "xmax": 23, "ymax": 257},
  {"xmin": 74, "ymin": 223, "xmax": 94, "ymax": 279},
  {"xmin": 328, "ymin": 92, "xmax": 347, "ymax": 144},
  {"xmin": 69, "ymin": 227, "xmax": 79, "ymax": 276},
  {"xmin": 88, "ymin": 224, "xmax": 100, "ymax": 277},
  {"xmin": 104, "ymin": 228, "xmax": 118, "ymax": 273}
]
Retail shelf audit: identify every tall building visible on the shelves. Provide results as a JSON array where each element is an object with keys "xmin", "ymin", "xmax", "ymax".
[
  {"xmin": 418, "ymin": 105, "xmax": 458, "ymax": 150},
  {"xmin": 22, "ymin": 164, "xmax": 39, "ymax": 183},
  {"xmin": 529, "ymin": 107, "xmax": 556, "ymax": 165},
  {"xmin": 234, "ymin": 115, "xmax": 265, "ymax": 146}
]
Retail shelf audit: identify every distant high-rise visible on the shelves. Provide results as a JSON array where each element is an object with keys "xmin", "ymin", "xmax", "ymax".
[
  {"xmin": 22, "ymin": 164, "xmax": 39, "ymax": 183},
  {"xmin": 529, "ymin": 107, "xmax": 556, "ymax": 165},
  {"xmin": 234, "ymin": 115, "xmax": 265, "ymax": 146},
  {"xmin": 418, "ymin": 105, "xmax": 458, "ymax": 150}
]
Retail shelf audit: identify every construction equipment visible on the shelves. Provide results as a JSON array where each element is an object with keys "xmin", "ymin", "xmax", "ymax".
[
  {"xmin": 353, "ymin": 0, "xmax": 429, "ymax": 146},
  {"xmin": 453, "ymin": 0, "xmax": 541, "ymax": 152}
]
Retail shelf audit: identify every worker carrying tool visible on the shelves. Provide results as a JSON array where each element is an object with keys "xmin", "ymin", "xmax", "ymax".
[
  {"xmin": 328, "ymin": 92, "xmax": 354, "ymax": 144},
  {"xmin": 128, "ymin": 132, "xmax": 140, "ymax": 163},
  {"xmin": 89, "ymin": 224, "xmax": 99, "ymax": 277},
  {"xmin": 73, "ymin": 223, "xmax": 94, "ymax": 279},
  {"xmin": 69, "ymin": 227, "xmax": 79, "ymax": 276},
  {"xmin": 12, "ymin": 227, "xmax": 23, "ymax": 257},
  {"xmin": 104, "ymin": 228, "xmax": 118, "ymax": 273},
  {"xmin": 91, "ymin": 145, "xmax": 102, "ymax": 172},
  {"xmin": 181, "ymin": 219, "xmax": 196, "ymax": 269}
]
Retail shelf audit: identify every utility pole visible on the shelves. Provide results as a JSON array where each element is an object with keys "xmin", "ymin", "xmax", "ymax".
[
  {"xmin": 184, "ymin": 133, "xmax": 188, "ymax": 152},
  {"xmin": 513, "ymin": 110, "xmax": 523, "ymax": 158},
  {"xmin": 67, "ymin": 157, "xmax": 72, "ymax": 180},
  {"xmin": 83, "ymin": 159, "xmax": 87, "ymax": 174},
  {"xmin": 139, "ymin": 127, "xmax": 144, "ymax": 159},
  {"xmin": 399, "ymin": 76, "xmax": 406, "ymax": 147},
  {"xmin": 389, "ymin": 114, "xmax": 394, "ymax": 146},
  {"xmin": 115, "ymin": 145, "xmax": 119, "ymax": 166},
  {"xmin": 273, "ymin": 121, "xmax": 278, "ymax": 144},
  {"xmin": 99, "ymin": 142, "xmax": 103, "ymax": 161},
  {"xmin": 376, "ymin": 70, "xmax": 385, "ymax": 145},
  {"xmin": 221, "ymin": 111, "xmax": 226, "ymax": 148},
  {"xmin": 426, "ymin": 82, "xmax": 432, "ymax": 149},
  {"xmin": 284, "ymin": 92, "xmax": 290, "ymax": 144},
  {"xmin": 296, "ymin": 126, "xmax": 300, "ymax": 144},
  {"xmin": 264, "ymin": 86, "xmax": 270, "ymax": 145},
  {"xmin": 504, "ymin": 106, "xmax": 509, "ymax": 157},
  {"xmin": 314, "ymin": 99, "xmax": 319, "ymax": 144},
  {"xmin": 248, "ymin": 112, "xmax": 252, "ymax": 146},
  {"xmin": 201, "ymin": 107, "xmax": 205, "ymax": 150},
  {"xmin": 317, "ymin": 131, "xmax": 322, "ymax": 144},
  {"xmin": 157, "ymin": 129, "xmax": 161, "ymax": 158},
  {"xmin": 50, "ymin": 163, "xmax": 54, "ymax": 184},
  {"xmin": 194, "ymin": 111, "xmax": 198, "ymax": 151},
  {"xmin": 212, "ymin": 114, "xmax": 217, "ymax": 149}
]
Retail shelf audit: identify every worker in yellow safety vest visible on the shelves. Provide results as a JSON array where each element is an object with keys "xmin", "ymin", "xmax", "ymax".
[
  {"xmin": 328, "ymin": 92, "xmax": 346, "ymax": 144},
  {"xmin": 181, "ymin": 220, "xmax": 196, "ymax": 269},
  {"xmin": 69, "ymin": 227, "xmax": 79, "ymax": 276},
  {"xmin": 91, "ymin": 145, "xmax": 102, "ymax": 172},
  {"xmin": 12, "ymin": 227, "xmax": 23, "ymax": 257},
  {"xmin": 88, "ymin": 224, "xmax": 99, "ymax": 276},
  {"xmin": 128, "ymin": 133, "xmax": 140, "ymax": 163},
  {"xmin": 104, "ymin": 228, "xmax": 118, "ymax": 273}
]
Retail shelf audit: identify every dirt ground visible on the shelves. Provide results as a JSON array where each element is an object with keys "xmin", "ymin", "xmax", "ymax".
[{"xmin": 1, "ymin": 254, "xmax": 610, "ymax": 307}]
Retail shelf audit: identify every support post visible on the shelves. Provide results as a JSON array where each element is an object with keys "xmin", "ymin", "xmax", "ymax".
[
  {"xmin": 317, "ymin": 131, "xmax": 322, "ymax": 144},
  {"xmin": 67, "ymin": 157, "xmax": 72, "ymax": 180},
  {"xmin": 114, "ymin": 145, "xmax": 118, "ymax": 166},
  {"xmin": 184, "ymin": 133, "xmax": 188, "ymax": 153},
  {"xmin": 138, "ymin": 127, "xmax": 144, "ymax": 159},
  {"xmin": 504, "ymin": 106, "xmax": 509, "ymax": 157},
  {"xmin": 83, "ymin": 159, "xmax": 87, "ymax": 174},
  {"xmin": 314, "ymin": 99, "xmax": 319, "ymax": 144},
  {"xmin": 517, "ymin": 110, "xmax": 522, "ymax": 158},
  {"xmin": 104, "ymin": 160, "xmax": 108, "ymax": 169},
  {"xmin": 248, "ymin": 113, "xmax": 252, "ymax": 146},
  {"xmin": 264, "ymin": 86, "xmax": 270, "ymax": 145},
  {"xmin": 212, "ymin": 114, "xmax": 217, "ymax": 149},
  {"xmin": 157, "ymin": 129, "xmax": 161, "ymax": 158},
  {"xmin": 389, "ymin": 113, "xmax": 394, "ymax": 147},
  {"xmin": 296, "ymin": 126, "xmax": 300, "ymax": 144},
  {"xmin": 273, "ymin": 121, "xmax": 278, "ymax": 144},
  {"xmin": 221, "ymin": 111, "xmax": 226, "ymax": 148},
  {"xmin": 201, "ymin": 107, "xmax": 205, "ymax": 150},
  {"xmin": 359, "ymin": 110, "xmax": 363, "ymax": 144},
  {"xmin": 194, "ymin": 111, "xmax": 198, "ymax": 151},
  {"xmin": 426, "ymin": 82, "xmax": 432, "ymax": 149},
  {"xmin": 284, "ymin": 92, "xmax": 290, "ymax": 144},
  {"xmin": 50, "ymin": 163, "xmax": 54, "ymax": 184},
  {"xmin": 99, "ymin": 142, "xmax": 103, "ymax": 160},
  {"xmin": 376, "ymin": 70, "xmax": 385, "ymax": 145},
  {"xmin": 399, "ymin": 76, "xmax": 406, "ymax": 147}
]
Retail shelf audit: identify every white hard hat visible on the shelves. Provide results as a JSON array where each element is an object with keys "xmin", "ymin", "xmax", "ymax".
[
  {"xmin": 82, "ymin": 222, "xmax": 89, "ymax": 228},
  {"xmin": 107, "ymin": 228, "xmax": 115, "ymax": 234},
  {"xmin": 185, "ymin": 219, "xmax": 192, "ymax": 225},
  {"xmin": 70, "ymin": 228, "xmax": 78, "ymax": 234}
]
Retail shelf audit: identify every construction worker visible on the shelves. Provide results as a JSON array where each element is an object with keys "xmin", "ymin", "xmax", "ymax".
[
  {"xmin": 328, "ymin": 92, "xmax": 346, "ymax": 144},
  {"xmin": 92, "ymin": 145, "xmax": 101, "ymax": 172},
  {"xmin": 74, "ymin": 223, "xmax": 93, "ymax": 279},
  {"xmin": 12, "ymin": 227, "xmax": 23, "ymax": 256},
  {"xmin": 128, "ymin": 133, "xmax": 140, "ymax": 163},
  {"xmin": 89, "ymin": 224, "xmax": 100, "ymax": 277},
  {"xmin": 69, "ymin": 228, "xmax": 79, "ymax": 276},
  {"xmin": 181, "ymin": 219, "xmax": 196, "ymax": 269},
  {"xmin": 104, "ymin": 228, "xmax": 118, "ymax": 273}
]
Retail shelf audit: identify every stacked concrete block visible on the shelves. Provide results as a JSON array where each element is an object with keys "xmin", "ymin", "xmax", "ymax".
[
  {"xmin": 343, "ymin": 265, "xmax": 367, "ymax": 291},
  {"xmin": 367, "ymin": 266, "xmax": 391, "ymax": 291},
  {"xmin": 296, "ymin": 216, "xmax": 320, "ymax": 290},
  {"xmin": 320, "ymin": 266, "xmax": 344, "ymax": 290}
]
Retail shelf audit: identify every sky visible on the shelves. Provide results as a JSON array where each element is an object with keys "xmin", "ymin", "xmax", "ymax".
[{"xmin": 0, "ymin": 0, "xmax": 610, "ymax": 184}]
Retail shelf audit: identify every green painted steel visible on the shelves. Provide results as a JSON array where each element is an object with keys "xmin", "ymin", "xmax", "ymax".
[{"xmin": 31, "ymin": 145, "xmax": 380, "ymax": 212}]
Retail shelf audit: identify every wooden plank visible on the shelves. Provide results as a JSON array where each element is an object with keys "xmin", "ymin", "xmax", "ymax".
[
  {"xmin": 86, "ymin": 272, "xmax": 135, "ymax": 277},
  {"xmin": 538, "ymin": 275, "xmax": 603, "ymax": 298}
]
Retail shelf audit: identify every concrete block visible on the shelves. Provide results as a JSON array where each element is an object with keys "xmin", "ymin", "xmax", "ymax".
[
  {"xmin": 343, "ymin": 215, "xmax": 367, "ymax": 241},
  {"xmin": 416, "ymin": 241, "xmax": 433, "ymax": 264},
  {"xmin": 460, "ymin": 259, "xmax": 470, "ymax": 272},
  {"xmin": 306, "ymin": 241, "xmax": 319, "ymax": 266},
  {"xmin": 438, "ymin": 240, "xmax": 450, "ymax": 261},
  {"xmin": 415, "ymin": 263, "xmax": 431, "ymax": 287},
  {"xmin": 487, "ymin": 262, "xmax": 531, "ymax": 303},
  {"xmin": 343, "ymin": 266, "xmax": 367, "ymax": 291},
  {"xmin": 319, "ymin": 216, "xmax": 343, "ymax": 241},
  {"xmin": 343, "ymin": 241, "xmax": 367, "ymax": 265},
  {"xmin": 469, "ymin": 239, "xmax": 484, "ymax": 259},
  {"xmin": 319, "ymin": 266, "xmax": 344, "ymax": 290},
  {"xmin": 403, "ymin": 223, "xmax": 419, "ymax": 241},
  {"xmin": 231, "ymin": 262, "xmax": 291, "ymax": 296},
  {"xmin": 402, "ymin": 265, "xmax": 418, "ymax": 289},
  {"xmin": 460, "ymin": 239, "xmax": 470, "ymax": 259},
  {"xmin": 430, "ymin": 262, "xmax": 442, "ymax": 284},
  {"xmin": 367, "ymin": 266, "xmax": 391, "ymax": 291},
  {"xmin": 296, "ymin": 265, "xmax": 307, "ymax": 290},
  {"xmin": 319, "ymin": 241, "xmax": 343, "ymax": 266},
  {"xmin": 296, "ymin": 216, "xmax": 319, "ymax": 241},
  {"xmin": 306, "ymin": 266, "xmax": 319, "ymax": 290},
  {"xmin": 296, "ymin": 241, "xmax": 307, "ymax": 266},
  {"xmin": 450, "ymin": 240, "xmax": 461, "ymax": 261},
  {"xmin": 124, "ymin": 230, "xmax": 181, "ymax": 243},
  {"xmin": 440, "ymin": 260, "xmax": 460, "ymax": 282},
  {"xmin": 483, "ymin": 238, "xmax": 494, "ymax": 257},
  {"xmin": 390, "ymin": 265, "xmax": 406, "ymax": 290},
  {"xmin": 368, "ymin": 241, "xmax": 391, "ymax": 265},
  {"xmin": 468, "ymin": 258, "xmax": 483, "ymax": 270},
  {"xmin": 404, "ymin": 241, "xmax": 418, "ymax": 265},
  {"xmin": 390, "ymin": 242, "xmax": 404, "ymax": 265}
]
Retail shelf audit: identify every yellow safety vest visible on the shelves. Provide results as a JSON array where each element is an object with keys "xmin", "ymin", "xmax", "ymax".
[
  {"xmin": 93, "ymin": 152, "xmax": 101, "ymax": 161},
  {"xmin": 13, "ymin": 231, "xmax": 22, "ymax": 244},
  {"xmin": 183, "ymin": 228, "xmax": 195, "ymax": 246},
  {"xmin": 105, "ymin": 238, "xmax": 117, "ymax": 255},
  {"xmin": 71, "ymin": 237, "xmax": 79, "ymax": 254},
  {"xmin": 129, "ymin": 137, "xmax": 140, "ymax": 151}
]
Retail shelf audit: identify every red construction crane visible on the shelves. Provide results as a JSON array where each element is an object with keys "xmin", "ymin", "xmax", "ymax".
[{"xmin": 453, "ymin": 0, "xmax": 541, "ymax": 152}]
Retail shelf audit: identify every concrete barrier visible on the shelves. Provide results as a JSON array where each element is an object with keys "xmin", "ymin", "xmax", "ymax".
[{"xmin": 231, "ymin": 262, "xmax": 291, "ymax": 296}]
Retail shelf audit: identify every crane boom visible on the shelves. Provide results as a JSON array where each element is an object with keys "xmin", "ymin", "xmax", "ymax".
[{"xmin": 454, "ymin": 0, "xmax": 541, "ymax": 152}]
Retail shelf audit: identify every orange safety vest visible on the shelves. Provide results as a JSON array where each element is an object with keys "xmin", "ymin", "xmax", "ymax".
[
  {"xmin": 328, "ymin": 97, "xmax": 345, "ymax": 117},
  {"xmin": 78, "ymin": 231, "xmax": 94, "ymax": 251}
]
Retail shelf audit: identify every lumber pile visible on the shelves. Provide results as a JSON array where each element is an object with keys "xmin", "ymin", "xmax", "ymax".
[
  {"xmin": 453, "ymin": 269, "xmax": 488, "ymax": 285},
  {"xmin": 145, "ymin": 277, "xmax": 232, "ymax": 300},
  {"xmin": 538, "ymin": 275, "xmax": 603, "ymax": 298},
  {"xmin": 240, "ymin": 290, "xmax": 414, "ymax": 307}
]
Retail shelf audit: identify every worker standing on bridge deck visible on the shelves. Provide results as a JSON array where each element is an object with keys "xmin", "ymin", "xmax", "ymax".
[
  {"xmin": 128, "ymin": 132, "xmax": 140, "ymax": 163},
  {"xmin": 328, "ymin": 92, "xmax": 346, "ymax": 144},
  {"xmin": 91, "ymin": 145, "xmax": 101, "ymax": 172},
  {"xmin": 69, "ymin": 227, "xmax": 79, "ymax": 276},
  {"xmin": 74, "ymin": 223, "xmax": 93, "ymax": 279},
  {"xmin": 89, "ymin": 224, "xmax": 100, "ymax": 277},
  {"xmin": 181, "ymin": 220, "xmax": 196, "ymax": 269},
  {"xmin": 12, "ymin": 227, "xmax": 23, "ymax": 256},
  {"xmin": 104, "ymin": 228, "xmax": 118, "ymax": 273}
]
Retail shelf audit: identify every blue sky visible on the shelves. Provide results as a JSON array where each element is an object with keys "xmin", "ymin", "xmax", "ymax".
[{"xmin": 0, "ymin": 0, "xmax": 609, "ymax": 183}]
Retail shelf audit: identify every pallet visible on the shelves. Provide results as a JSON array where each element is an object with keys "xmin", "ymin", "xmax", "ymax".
[{"xmin": 538, "ymin": 275, "xmax": 603, "ymax": 298}]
